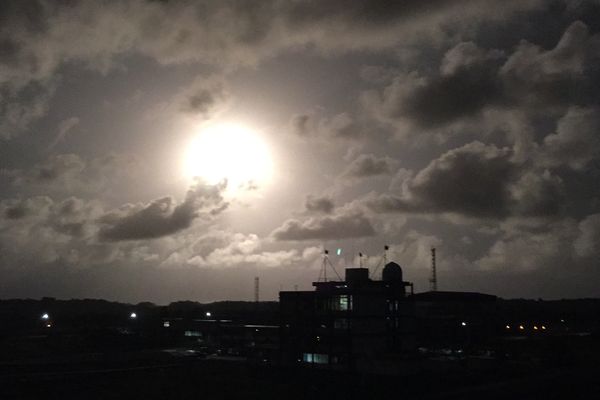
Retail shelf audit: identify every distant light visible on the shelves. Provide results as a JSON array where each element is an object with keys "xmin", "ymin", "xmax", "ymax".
[
  {"xmin": 41, "ymin": 313, "xmax": 49, "ymax": 320},
  {"xmin": 205, "ymin": 312, "xmax": 212, "ymax": 318},
  {"xmin": 130, "ymin": 312, "xmax": 137, "ymax": 319},
  {"xmin": 505, "ymin": 325, "xmax": 510, "ymax": 329},
  {"xmin": 336, "ymin": 248, "xmax": 342, "ymax": 256},
  {"xmin": 461, "ymin": 322, "xmax": 467, "ymax": 327},
  {"xmin": 46, "ymin": 324, "xmax": 52, "ymax": 328},
  {"xmin": 560, "ymin": 319, "xmax": 565, "ymax": 323},
  {"xmin": 519, "ymin": 325, "xmax": 524, "ymax": 330},
  {"xmin": 533, "ymin": 326, "xmax": 538, "ymax": 330},
  {"xmin": 541, "ymin": 325, "xmax": 546, "ymax": 330},
  {"xmin": 163, "ymin": 321, "xmax": 170, "ymax": 328}
]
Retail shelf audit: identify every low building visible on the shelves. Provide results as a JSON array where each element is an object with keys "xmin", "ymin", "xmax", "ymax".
[{"xmin": 412, "ymin": 291, "xmax": 498, "ymax": 351}]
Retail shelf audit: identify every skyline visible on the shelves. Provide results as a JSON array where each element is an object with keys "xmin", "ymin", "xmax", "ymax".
[{"xmin": 1, "ymin": 0, "xmax": 600, "ymax": 303}]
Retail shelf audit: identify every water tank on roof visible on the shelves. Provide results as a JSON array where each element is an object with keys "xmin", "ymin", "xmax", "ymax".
[
  {"xmin": 345, "ymin": 268, "xmax": 369, "ymax": 283},
  {"xmin": 382, "ymin": 262, "xmax": 403, "ymax": 282}
]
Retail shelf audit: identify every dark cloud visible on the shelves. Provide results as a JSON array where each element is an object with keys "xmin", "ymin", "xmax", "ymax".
[
  {"xmin": 367, "ymin": 21, "xmax": 600, "ymax": 135},
  {"xmin": 272, "ymin": 210, "xmax": 376, "ymax": 241},
  {"xmin": 3, "ymin": 203, "xmax": 28, "ymax": 219},
  {"xmin": 500, "ymin": 21, "xmax": 600, "ymax": 108},
  {"xmin": 0, "ymin": 196, "xmax": 52, "ymax": 221},
  {"xmin": 367, "ymin": 141, "xmax": 566, "ymax": 220},
  {"xmin": 99, "ymin": 181, "xmax": 228, "ymax": 241},
  {"xmin": 343, "ymin": 154, "xmax": 396, "ymax": 179},
  {"xmin": 367, "ymin": 142, "xmax": 516, "ymax": 218},
  {"xmin": 178, "ymin": 76, "xmax": 229, "ymax": 119},
  {"xmin": 304, "ymin": 195, "xmax": 335, "ymax": 214},
  {"xmin": 290, "ymin": 112, "xmax": 362, "ymax": 140}
]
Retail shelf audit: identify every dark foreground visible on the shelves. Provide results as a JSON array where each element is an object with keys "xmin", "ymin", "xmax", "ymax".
[{"xmin": 1, "ymin": 350, "xmax": 599, "ymax": 400}]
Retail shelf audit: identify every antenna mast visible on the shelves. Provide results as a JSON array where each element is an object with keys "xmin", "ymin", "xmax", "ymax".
[
  {"xmin": 254, "ymin": 276, "xmax": 260, "ymax": 302},
  {"xmin": 429, "ymin": 247, "xmax": 437, "ymax": 291},
  {"xmin": 372, "ymin": 245, "xmax": 389, "ymax": 279},
  {"xmin": 318, "ymin": 249, "xmax": 342, "ymax": 282}
]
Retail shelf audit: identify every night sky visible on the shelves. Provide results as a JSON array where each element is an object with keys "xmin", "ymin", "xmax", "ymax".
[{"xmin": 1, "ymin": 0, "xmax": 600, "ymax": 303}]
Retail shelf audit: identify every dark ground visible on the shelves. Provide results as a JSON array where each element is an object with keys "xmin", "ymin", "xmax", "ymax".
[{"xmin": 1, "ymin": 351, "xmax": 599, "ymax": 400}]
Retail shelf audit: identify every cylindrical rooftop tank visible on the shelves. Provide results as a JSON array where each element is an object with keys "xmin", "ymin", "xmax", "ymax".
[{"xmin": 382, "ymin": 262, "xmax": 403, "ymax": 282}]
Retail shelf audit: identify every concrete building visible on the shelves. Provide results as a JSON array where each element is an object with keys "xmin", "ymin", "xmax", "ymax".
[{"xmin": 280, "ymin": 262, "xmax": 416, "ymax": 370}]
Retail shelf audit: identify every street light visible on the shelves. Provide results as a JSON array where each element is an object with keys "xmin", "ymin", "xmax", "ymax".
[{"xmin": 130, "ymin": 312, "xmax": 137, "ymax": 319}]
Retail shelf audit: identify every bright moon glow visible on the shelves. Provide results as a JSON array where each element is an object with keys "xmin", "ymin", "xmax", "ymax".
[{"xmin": 184, "ymin": 124, "xmax": 273, "ymax": 192}]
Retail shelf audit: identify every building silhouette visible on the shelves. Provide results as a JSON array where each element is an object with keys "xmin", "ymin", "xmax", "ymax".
[
  {"xmin": 280, "ymin": 261, "xmax": 499, "ymax": 371},
  {"xmin": 280, "ymin": 263, "xmax": 416, "ymax": 370}
]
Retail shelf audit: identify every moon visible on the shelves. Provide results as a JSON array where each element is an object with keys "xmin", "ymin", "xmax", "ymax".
[{"xmin": 183, "ymin": 123, "xmax": 273, "ymax": 193}]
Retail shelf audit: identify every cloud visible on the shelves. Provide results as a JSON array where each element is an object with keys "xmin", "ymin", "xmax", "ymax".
[
  {"xmin": 364, "ymin": 21, "xmax": 600, "ymax": 138},
  {"xmin": 367, "ymin": 142, "xmax": 516, "ymax": 218},
  {"xmin": 574, "ymin": 213, "xmax": 600, "ymax": 257},
  {"xmin": 342, "ymin": 153, "xmax": 397, "ymax": 179},
  {"xmin": 364, "ymin": 43, "xmax": 505, "ymax": 132},
  {"xmin": 509, "ymin": 170, "xmax": 564, "ymax": 217},
  {"xmin": 177, "ymin": 76, "xmax": 230, "ymax": 120},
  {"xmin": 48, "ymin": 116, "xmax": 80, "ymax": 149},
  {"xmin": 476, "ymin": 219, "xmax": 577, "ymax": 272},
  {"xmin": 304, "ymin": 195, "xmax": 335, "ymax": 214},
  {"xmin": 272, "ymin": 209, "xmax": 376, "ymax": 241},
  {"xmin": 500, "ymin": 21, "xmax": 600, "ymax": 108},
  {"xmin": 169, "ymin": 231, "xmax": 322, "ymax": 268},
  {"xmin": 2, "ymin": 154, "xmax": 86, "ymax": 186},
  {"xmin": 0, "ymin": 0, "xmax": 544, "ymax": 139},
  {"xmin": 290, "ymin": 112, "xmax": 363, "ymax": 140},
  {"xmin": 1, "ymin": 196, "xmax": 53, "ymax": 221},
  {"xmin": 0, "ymin": 81, "xmax": 54, "ymax": 140},
  {"xmin": 366, "ymin": 141, "xmax": 566, "ymax": 220},
  {"xmin": 538, "ymin": 106, "xmax": 600, "ymax": 170},
  {"xmin": 99, "ymin": 180, "xmax": 228, "ymax": 241},
  {"xmin": 0, "ymin": 195, "xmax": 105, "ymax": 267}
]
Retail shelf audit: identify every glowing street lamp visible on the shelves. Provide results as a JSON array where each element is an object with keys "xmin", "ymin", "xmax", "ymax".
[
  {"xmin": 41, "ymin": 313, "xmax": 49, "ymax": 320},
  {"xmin": 130, "ymin": 312, "xmax": 137, "ymax": 319},
  {"xmin": 205, "ymin": 311, "xmax": 212, "ymax": 318}
]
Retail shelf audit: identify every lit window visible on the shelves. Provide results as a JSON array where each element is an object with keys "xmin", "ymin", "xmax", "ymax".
[
  {"xmin": 302, "ymin": 353, "xmax": 329, "ymax": 364},
  {"xmin": 339, "ymin": 295, "xmax": 352, "ymax": 311}
]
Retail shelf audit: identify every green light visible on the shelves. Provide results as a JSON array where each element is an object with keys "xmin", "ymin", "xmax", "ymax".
[{"xmin": 336, "ymin": 248, "xmax": 342, "ymax": 256}]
